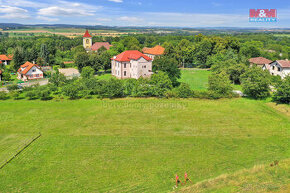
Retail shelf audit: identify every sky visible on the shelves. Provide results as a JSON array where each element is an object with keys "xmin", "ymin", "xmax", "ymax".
[{"xmin": 0, "ymin": 0, "xmax": 289, "ymax": 27}]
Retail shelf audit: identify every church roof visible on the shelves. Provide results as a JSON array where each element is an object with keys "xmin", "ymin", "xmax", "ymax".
[
  {"xmin": 91, "ymin": 42, "xmax": 112, "ymax": 51},
  {"xmin": 83, "ymin": 29, "xmax": 92, "ymax": 38}
]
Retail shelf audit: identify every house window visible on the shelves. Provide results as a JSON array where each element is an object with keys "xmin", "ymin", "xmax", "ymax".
[
  {"xmin": 272, "ymin": 66, "xmax": 275, "ymax": 70},
  {"xmin": 124, "ymin": 71, "xmax": 126, "ymax": 76},
  {"xmin": 278, "ymin": 67, "xmax": 281, "ymax": 72},
  {"xmin": 86, "ymin": 39, "xmax": 90, "ymax": 44},
  {"xmin": 130, "ymin": 64, "xmax": 131, "ymax": 68},
  {"xmin": 124, "ymin": 63, "xmax": 126, "ymax": 68},
  {"xmin": 32, "ymin": 69, "xmax": 36, "ymax": 72}
]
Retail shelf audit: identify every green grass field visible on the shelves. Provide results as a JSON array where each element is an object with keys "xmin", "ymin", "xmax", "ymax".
[
  {"xmin": 0, "ymin": 98, "xmax": 289, "ymax": 192},
  {"xmin": 179, "ymin": 69, "xmax": 211, "ymax": 90}
]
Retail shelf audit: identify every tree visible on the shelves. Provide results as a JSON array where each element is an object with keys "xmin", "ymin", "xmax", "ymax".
[
  {"xmin": 99, "ymin": 51, "xmax": 111, "ymax": 72},
  {"xmin": 49, "ymin": 71, "xmax": 66, "ymax": 87},
  {"xmin": 194, "ymin": 38, "xmax": 212, "ymax": 64},
  {"xmin": 12, "ymin": 47, "xmax": 25, "ymax": 71},
  {"xmin": 81, "ymin": 66, "xmax": 95, "ymax": 79},
  {"xmin": 62, "ymin": 84, "xmax": 79, "ymax": 99},
  {"xmin": 174, "ymin": 83, "xmax": 193, "ymax": 98},
  {"xmin": 36, "ymin": 57, "xmax": 44, "ymax": 66},
  {"xmin": 75, "ymin": 52, "xmax": 90, "ymax": 72},
  {"xmin": 240, "ymin": 67, "xmax": 271, "ymax": 99},
  {"xmin": 150, "ymin": 71, "xmax": 173, "ymax": 97},
  {"xmin": 273, "ymin": 76, "xmax": 290, "ymax": 104},
  {"xmin": 40, "ymin": 44, "xmax": 49, "ymax": 65},
  {"xmin": 226, "ymin": 63, "xmax": 248, "ymax": 84},
  {"xmin": 153, "ymin": 56, "xmax": 181, "ymax": 86},
  {"xmin": 1, "ymin": 71, "xmax": 11, "ymax": 81},
  {"xmin": 208, "ymin": 71, "xmax": 233, "ymax": 97}
]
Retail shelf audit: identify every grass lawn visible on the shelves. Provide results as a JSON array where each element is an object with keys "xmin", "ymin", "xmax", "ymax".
[
  {"xmin": 0, "ymin": 98, "xmax": 289, "ymax": 192},
  {"xmin": 179, "ymin": 68, "xmax": 211, "ymax": 90},
  {"xmin": 97, "ymin": 73, "xmax": 113, "ymax": 80}
]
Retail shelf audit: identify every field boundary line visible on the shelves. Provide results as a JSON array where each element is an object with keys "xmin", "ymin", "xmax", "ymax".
[{"xmin": 0, "ymin": 133, "xmax": 42, "ymax": 170}]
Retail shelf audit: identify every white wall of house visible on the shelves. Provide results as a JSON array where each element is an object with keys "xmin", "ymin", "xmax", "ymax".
[
  {"xmin": 111, "ymin": 57, "xmax": 152, "ymax": 79},
  {"xmin": 269, "ymin": 61, "xmax": 290, "ymax": 79}
]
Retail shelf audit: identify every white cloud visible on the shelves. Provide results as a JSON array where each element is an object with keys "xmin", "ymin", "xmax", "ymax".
[
  {"xmin": 108, "ymin": 0, "xmax": 123, "ymax": 3},
  {"xmin": 0, "ymin": 5, "xmax": 30, "ymax": 19},
  {"xmin": 36, "ymin": 16, "xmax": 59, "ymax": 22},
  {"xmin": 2, "ymin": 0, "xmax": 47, "ymax": 8},
  {"xmin": 118, "ymin": 16, "xmax": 143, "ymax": 22},
  {"xmin": 38, "ymin": 6, "xmax": 95, "ymax": 16},
  {"xmin": 96, "ymin": 18, "xmax": 112, "ymax": 22}
]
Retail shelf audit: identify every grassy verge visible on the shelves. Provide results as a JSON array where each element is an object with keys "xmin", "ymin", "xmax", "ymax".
[{"xmin": 178, "ymin": 158, "xmax": 290, "ymax": 193}]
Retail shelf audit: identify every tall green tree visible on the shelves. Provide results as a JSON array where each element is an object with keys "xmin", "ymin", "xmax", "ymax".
[
  {"xmin": 241, "ymin": 67, "xmax": 271, "ymax": 99},
  {"xmin": 153, "ymin": 56, "xmax": 181, "ymax": 86},
  {"xmin": 40, "ymin": 44, "xmax": 49, "ymax": 65}
]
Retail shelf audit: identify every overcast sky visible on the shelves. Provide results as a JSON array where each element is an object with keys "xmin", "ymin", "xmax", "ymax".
[{"xmin": 0, "ymin": 0, "xmax": 289, "ymax": 27}]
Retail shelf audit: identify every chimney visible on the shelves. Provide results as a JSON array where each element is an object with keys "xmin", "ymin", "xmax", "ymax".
[{"xmin": 32, "ymin": 61, "xmax": 35, "ymax": 64}]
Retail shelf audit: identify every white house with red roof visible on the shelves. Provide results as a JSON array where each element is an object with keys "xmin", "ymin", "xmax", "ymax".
[
  {"xmin": 0, "ymin": 55, "xmax": 12, "ymax": 65},
  {"xmin": 248, "ymin": 57, "xmax": 272, "ymax": 68},
  {"xmin": 268, "ymin": 60, "xmax": 290, "ymax": 79},
  {"xmin": 111, "ymin": 50, "xmax": 153, "ymax": 79},
  {"xmin": 82, "ymin": 29, "xmax": 112, "ymax": 52},
  {"xmin": 17, "ymin": 62, "xmax": 44, "ymax": 81}
]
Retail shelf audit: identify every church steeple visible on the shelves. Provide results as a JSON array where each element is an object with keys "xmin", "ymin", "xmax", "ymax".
[{"xmin": 83, "ymin": 29, "xmax": 92, "ymax": 50}]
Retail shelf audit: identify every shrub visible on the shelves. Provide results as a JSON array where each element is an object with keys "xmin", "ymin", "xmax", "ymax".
[
  {"xmin": 62, "ymin": 84, "xmax": 79, "ymax": 100},
  {"xmin": 150, "ymin": 71, "xmax": 173, "ymax": 97},
  {"xmin": 0, "ymin": 91, "xmax": 8, "ymax": 100},
  {"xmin": 272, "ymin": 76, "xmax": 290, "ymax": 104},
  {"xmin": 81, "ymin": 66, "xmax": 95, "ymax": 79},
  {"xmin": 39, "ymin": 90, "xmax": 52, "ymax": 100},
  {"xmin": 123, "ymin": 79, "xmax": 137, "ymax": 96},
  {"xmin": 10, "ymin": 91, "xmax": 22, "ymax": 100},
  {"xmin": 174, "ymin": 83, "xmax": 193, "ymax": 98},
  {"xmin": 7, "ymin": 84, "xmax": 19, "ymax": 91},
  {"xmin": 98, "ymin": 78, "xmax": 124, "ymax": 98},
  {"xmin": 241, "ymin": 67, "xmax": 271, "ymax": 99},
  {"xmin": 208, "ymin": 71, "xmax": 233, "ymax": 98},
  {"xmin": 26, "ymin": 90, "xmax": 39, "ymax": 100}
]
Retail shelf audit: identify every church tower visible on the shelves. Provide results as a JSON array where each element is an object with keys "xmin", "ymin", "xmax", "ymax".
[{"xmin": 83, "ymin": 29, "xmax": 92, "ymax": 50}]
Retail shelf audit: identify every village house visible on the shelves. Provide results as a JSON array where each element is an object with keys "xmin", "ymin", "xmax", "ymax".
[
  {"xmin": 142, "ymin": 45, "xmax": 165, "ymax": 60},
  {"xmin": 0, "ymin": 54, "xmax": 12, "ymax": 65},
  {"xmin": 83, "ymin": 30, "xmax": 112, "ymax": 52},
  {"xmin": 111, "ymin": 50, "xmax": 153, "ymax": 79},
  {"xmin": 58, "ymin": 68, "xmax": 80, "ymax": 79},
  {"xmin": 267, "ymin": 60, "xmax": 290, "ymax": 79},
  {"xmin": 248, "ymin": 57, "xmax": 272, "ymax": 68},
  {"xmin": 17, "ymin": 61, "xmax": 44, "ymax": 81},
  {"xmin": 0, "ymin": 69, "xmax": 2, "ymax": 81}
]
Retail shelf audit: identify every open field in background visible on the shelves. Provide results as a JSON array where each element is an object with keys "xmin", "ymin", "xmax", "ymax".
[
  {"xmin": 0, "ymin": 98, "xmax": 289, "ymax": 192},
  {"xmin": 273, "ymin": 34, "xmax": 290, "ymax": 37},
  {"xmin": 179, "ymin": 68, "xmax": 211, "ymax": 90},
  {"xmin": 3, "ymin": 28, "xmax": 147, "ymax": 37}
]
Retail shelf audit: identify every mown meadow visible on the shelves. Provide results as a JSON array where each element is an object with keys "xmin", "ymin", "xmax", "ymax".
[{"xmin": 0, "ymin": 98, "xmax": 289, "ymax": 192}]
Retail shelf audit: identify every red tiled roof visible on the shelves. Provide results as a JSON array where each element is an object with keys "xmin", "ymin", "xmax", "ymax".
[
  {"xmin": 277, "ymin": 60, "xmax": 290, "ymax": 68},
  {"xmin": 8, "ymin": 55, "xmax": 13, "ymax": 60},
  {"xmin": 83, "ymin": 29, "xmax": 92, "ymax": 38},
  {"xmin": 18, "ymin": 61, "xmax": 42, "ymax": 75},
  {"xmin": 143, "ymin": 45, "xmax": 165, "ymax": 55},
  {"xmin": 0, "ymin": 55, "xmax": 11, "ymax": 61},
  {"xmin": 91, "ymin": 42, "xmax": 112, "ymax": 51},
  {"xmin": 249, "ymin": 57, "xmax": 272, "ymax": 65},
  {"xmin": 112, "ymin": 50, "xmax": 152, "ymax": 62}
]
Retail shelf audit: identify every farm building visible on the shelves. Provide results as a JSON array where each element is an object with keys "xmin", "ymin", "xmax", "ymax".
[
  {"xmin": 142, "ymin": 45, "xmax": 165, "ymax": 60},
  {"xmin": 248, "ymin": 57, "xmax": 272, "ymax": 68},
  {"xmin": 58, "ymin": 68, "xmax": 80, "ymax": 79},
  {"xmin": 82, "ymin": 30, "xmax": 112, "ymax": 52},
  {"xmin": 267, "ymin": 60, "xmax": 290, "ymax": 79},
  {"xmin": 17, "ymin": 62, "xmax": 44, "ymax": 81},
  {"xmin": 111, "ymin": 50, "xmax": 153, "ymax": 79},
  {"xmin": 0, "ymin": 54, "xmax": 12, "ymax": 65}
]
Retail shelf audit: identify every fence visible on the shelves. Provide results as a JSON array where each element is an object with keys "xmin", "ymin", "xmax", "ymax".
[{"xmin": 0, "ymin": 133, "xmax": 41, "ymax": 170}]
